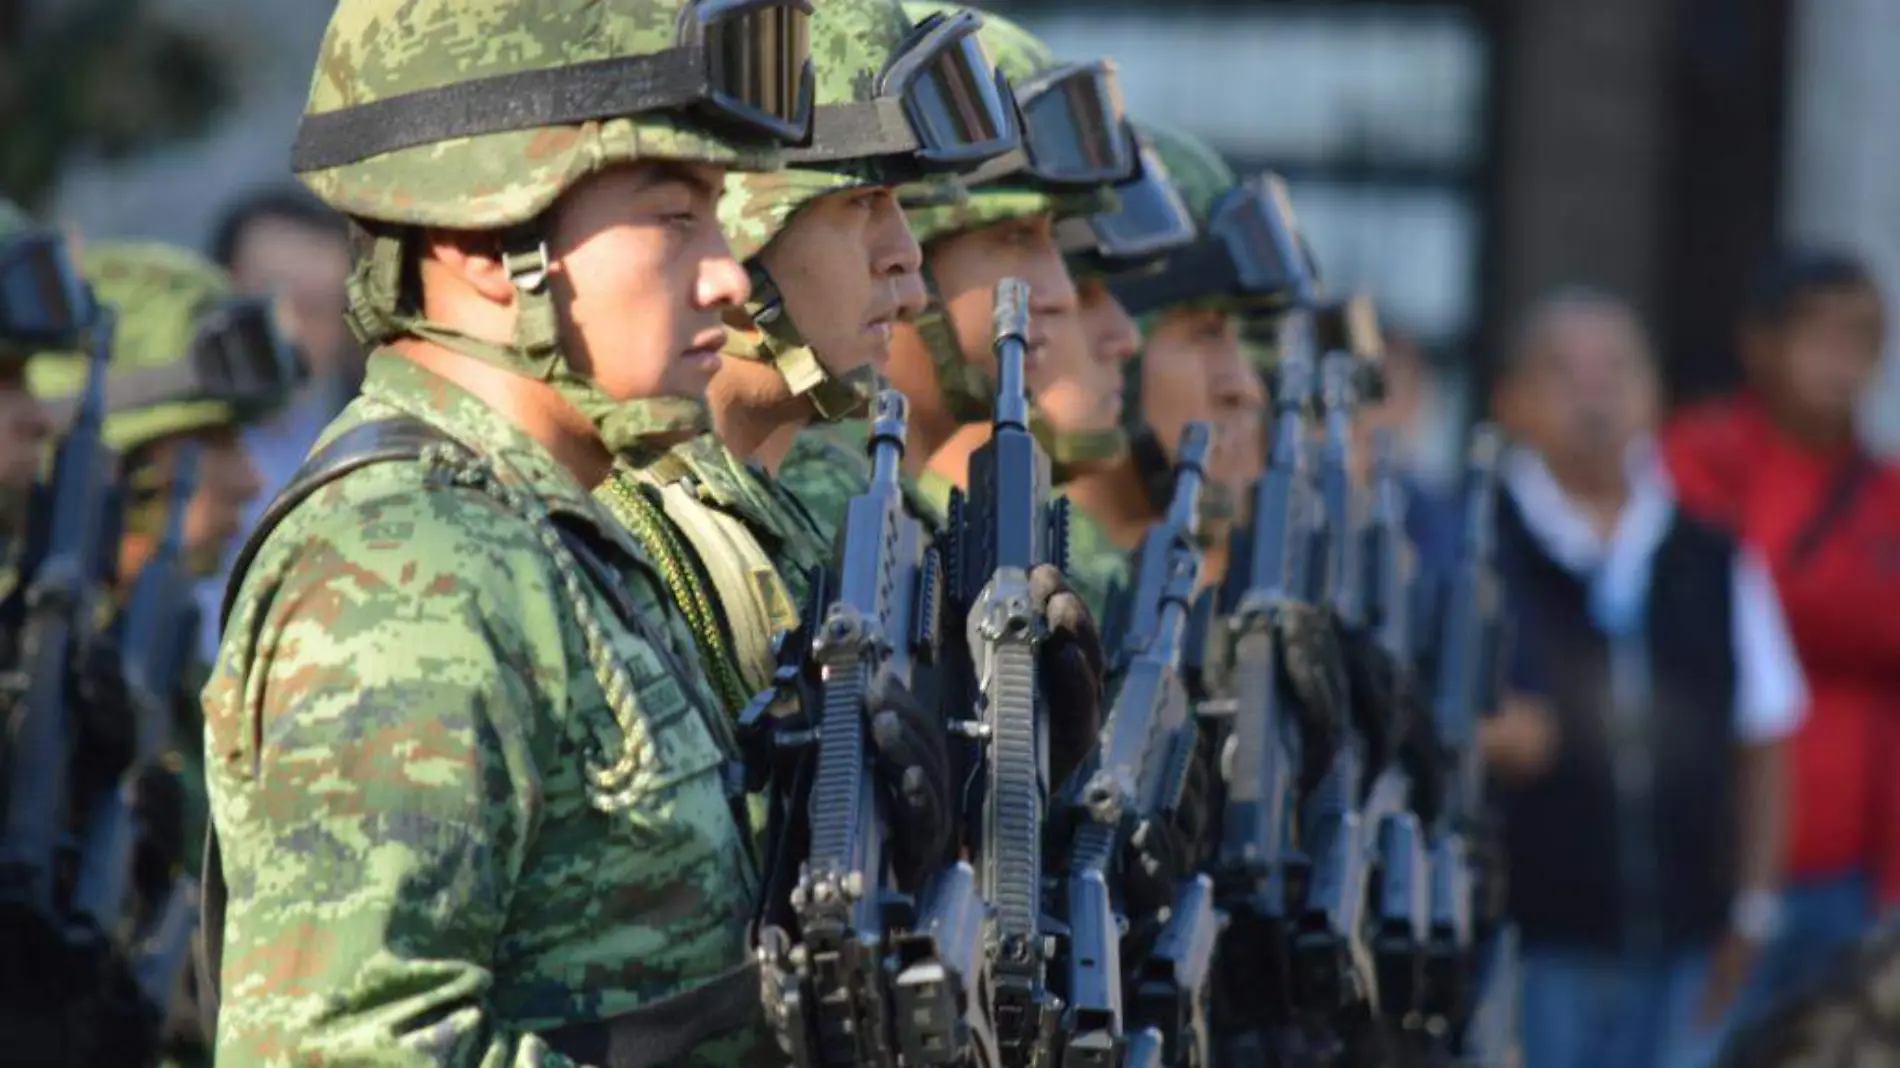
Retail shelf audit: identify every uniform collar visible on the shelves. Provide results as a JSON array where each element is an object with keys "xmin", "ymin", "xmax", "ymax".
[
  {"xmin": 651, "ymin": 432, "xmax": 794, "ymax": 544},
  {"xmin": 358, "ymin": 350, "xmax": 625, "ymax": 537}
]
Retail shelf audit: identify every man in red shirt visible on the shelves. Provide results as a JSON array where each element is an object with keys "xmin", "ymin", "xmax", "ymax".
[{"xmin": 1664, "ymin": 246, "xmax": 1900, "ymax": 1016}]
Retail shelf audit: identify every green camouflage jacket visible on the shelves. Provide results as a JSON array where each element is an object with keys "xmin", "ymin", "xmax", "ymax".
[
  {"xmin": 1062, "ymin": 498, "xmax": 1132, "ymax": 627},
  {"xmin": 201, "ymin": 352, "xmax": 773, "ymax": 1068},
  {"xmin": 781, "ymin": 420, "xmax": 949, "ymax": 533}
]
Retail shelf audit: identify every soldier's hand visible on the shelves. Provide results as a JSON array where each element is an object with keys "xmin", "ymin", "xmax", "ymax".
[
  {"xmin": 867, "ymin": 667, "xmax": 955, "ymax": 889},
  {"xmin": 1031, "ymin": 563, "xmax": 1105, "ymax": 790},
  {"xmin": 1273, "ymin": 601, "xmax": 1348, "ymax": 774}
]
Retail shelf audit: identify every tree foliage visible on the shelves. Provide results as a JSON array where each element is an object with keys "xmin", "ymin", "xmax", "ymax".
[{"xmin": 0, "ymin": 0, "xmax": 238, "ymax": 210}]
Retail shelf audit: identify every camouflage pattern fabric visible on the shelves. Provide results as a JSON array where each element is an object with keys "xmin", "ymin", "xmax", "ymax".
[
  {"xmin": 203, "ymin": 350, "xmax": 774, "ymax": 1067},
  {"xmin": 28, "ymin": 242, "xmax": 241, "ymax": 454},
  {"xmin": 1141, "ymin": 121, "xmax": 1237, "ymax": 231},
  {"xmin": 782, "ymin": 419, "xmax": 949, "ymax": 534},
  {"xmin": 1061, "ymin": 497, "xmax": 1132, "ymax": 625},
  {"xmin": 296, "ymin": 0, "xmax": 781, "ymax": 230}
]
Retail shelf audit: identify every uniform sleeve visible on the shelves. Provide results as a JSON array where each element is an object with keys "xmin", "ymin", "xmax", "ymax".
[
  {"xmin": 203, "ymin": 490, "xmax": 581, "ymax": 1068},
  {"xmin": 1731, "ymin": 547, "xmax": 1808, "ymax": 745}
]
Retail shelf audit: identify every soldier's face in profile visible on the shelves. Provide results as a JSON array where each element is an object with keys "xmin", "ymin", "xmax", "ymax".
[
  {"xmin": 758, "ymin": 186, "xmax": 925, "ymax": 383},
  {"xmin": 544, "ymin": 161, "xmax": 750, "ymax": 406},
  {"xmin": 0, "ymin": 365, "xmax": 51, "ymax": 498},
  {"xmin": 1021, "ymin": 277, "xmax": 1134, "ymax": 459},
  {"xmin": 920, "ymin": 213, "xmax": 1081, "ymax": 389},
  {"xmin": 1144, "ymin": 305, "xmax": 1266, "ymax": 506},
  {"xmin": 119, "ymin": 426, "xmax": 263, "ymax": 580}
]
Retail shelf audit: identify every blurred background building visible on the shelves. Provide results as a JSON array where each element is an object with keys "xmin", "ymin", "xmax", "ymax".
[{"xmin": 12, "ymin": 0, "xmax": 1898, "ymax": 461}]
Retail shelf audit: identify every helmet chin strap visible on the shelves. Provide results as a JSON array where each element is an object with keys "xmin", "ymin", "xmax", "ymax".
[
  {"xmin": 723, "ymin": 262, "xmax": 875, "ymax": 423},
  {"xmin": 350, "ymin": 224, "xmax": 711, "ymax": 458}
]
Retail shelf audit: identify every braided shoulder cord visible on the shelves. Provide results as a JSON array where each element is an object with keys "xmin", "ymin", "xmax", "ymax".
[
  {"xmin": 599, "ymin": 470, "xmax": 753, "ymax": 716},
  {"xmin": 417, "ymin": 447, "xmax": 666, "ymax": 813}
]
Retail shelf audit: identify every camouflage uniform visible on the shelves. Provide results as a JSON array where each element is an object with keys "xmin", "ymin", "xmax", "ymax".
[
  {"xmin": 202, "ymin": 1, "xmax": 801, "ymax": 1063},
  {"xmin": 205, "ymin": 353, "xmax": 771, "ymax": 1066}
]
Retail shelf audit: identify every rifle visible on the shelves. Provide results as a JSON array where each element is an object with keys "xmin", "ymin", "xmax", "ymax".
[
  {"xmin": 1361, "ymin": 430, "xmax": 1432, "ymax": 1038},
  {"xmin": 763, "ymin": 389, "xmax": 987, "ymax": 1068},
  {"xmin": 1289, "ymin": 341, "xmax": 1383, "ymax": 1049},
  {"xmin": 944, "ymin": 278, "xmax": 1070, "ymax": 1068},
  {"xmin": 0, "ymin": 303, "xmax": 118, "ymax": 923},
  {"xmin": 1421, "ymin": 427, "xmax": 1510, "ymax": 1060},
  {"xmin": 1208, "ymin": 345, "xmax": 1337, "ymax": 1068},
  {"xmin": 1053, "ymin": 422, "xmax": 1217, "ymax": 1068}
]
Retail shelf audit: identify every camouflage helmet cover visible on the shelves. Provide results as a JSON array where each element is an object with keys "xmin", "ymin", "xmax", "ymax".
[
  {"xmin": 720, "ymin": 0, "xmax": 921, "ymax": 264},
  {"xmin": 897, "ymin": 1, "xmax": 1092, "ymax": 245},
  {"xmin": 1139, "ymin": 120, "xmax": 1237, "ymax": 231},
  {"xmin": 29, "ymin": 242, "xmax": 243, "ymax": 453},
  {"xmin": 296, "ymin": 0, "xmax": 789, "ymax": 231}
]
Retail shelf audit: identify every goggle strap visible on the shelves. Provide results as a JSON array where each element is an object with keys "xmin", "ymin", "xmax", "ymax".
[
  {"xmin": 293, "ymin": 47, "xmax": 710, "ymax": 171},
  {"xmin": 784, "ymin": 98, "xmax": 918, "ymax": 164},
  {"xmin": 1107, "ymin": 239, "xmax": 1239, "ymax": 316}
]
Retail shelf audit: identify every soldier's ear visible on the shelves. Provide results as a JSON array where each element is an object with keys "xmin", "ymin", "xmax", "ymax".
[{"xmin": 415, "ymin": 227, "xmax": 517, "ymax": 307}]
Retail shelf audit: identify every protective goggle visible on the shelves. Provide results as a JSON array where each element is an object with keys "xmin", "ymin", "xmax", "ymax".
[
  {"xmin": 48, "ymin": 297, "xmax": 307, "ymax": 430},
  {"xmin": 786, "ymin": 10, "xmax": 1019, "ymax": 179},
  {"xmin": 961, "ymin": 58, "xmax": 1137, "ymax": 190},
  {"xmin": 0, "ymin": 231, "xmax": 96, "ymax": 351},
  {"xmin": 1017, "ymin": 60, "xmax": 1137, "ymax": 186},
  {"xmin": 1057, "ymin": 141, "xmax": 1198, "ymax": 268},
  {"xmin": 291, "ymin": 0, "xmax": 817, "ymax": 172},
  {"xmin": 1107, "ymin": 172, "xmax": 1321, "ymax": 316}
]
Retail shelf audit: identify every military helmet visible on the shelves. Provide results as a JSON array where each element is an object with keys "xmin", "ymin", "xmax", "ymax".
[
  {"xmin": 28, "ymin": 243, "xmax": 297, "ymax": 455},
  {"xmin": 892, "ymin": 2, "xmax": 1130, "ymax": 426},
  {"xmin": 1143, "ymin": 122, "xmax": 1237, "ymax": 231},
  {"xmin": 291, "ymin": 0, "xmax": 823, "ymax": 453},
  {"xmin": 292, "ymin": 0, "xmax": 823, "ymax": 230},
  {"xmin": 897, "ymin": 1, "xmax": 1125, "ymax": 246},
  {"xmin": 0, "ymin": 201, "xmax": 94, "ymax": 363},
  {"xmin": 720, "ymin": 0, "xmax": 1021, "ymax": 422}
]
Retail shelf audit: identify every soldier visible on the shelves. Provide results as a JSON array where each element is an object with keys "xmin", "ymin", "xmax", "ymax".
[
  {"xmin": 781, "ymin": 5, "xmax": 1158, "ymax": 519},
  {"xmin": 0, "ymin": 200, "xmax": 61, "ymax": 541},
  {"xmin": 26, "ymin": 241, "xmax": 294, "ymax": 1067},
  {"xmin": 595, "ymin": 0, "xmax": 1006, "ymax": 716},
  {"xmin": 199, "ymin": 2, "xmax": 952, "ymax": 1064},
  {"xmin": 1063, "ymin": 123, "xmax": 1290, "ymax": 618}
]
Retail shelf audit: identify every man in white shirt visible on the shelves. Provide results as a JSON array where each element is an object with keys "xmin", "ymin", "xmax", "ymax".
[{"xmin": 1491, "ymin": 288, "xmax": 1807, "ymax": 1068}]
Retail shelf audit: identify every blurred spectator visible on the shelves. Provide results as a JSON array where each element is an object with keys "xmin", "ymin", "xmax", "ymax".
[
  {"xmin": 1490, "ymin": 289, "xmax": 1805, "ymax": 1068},
  {"xmin": 193, "ymin": 185, "xmax": 352, "ymax": 658},
  {"xmin": 1664, "ymin": 247, "xmax": 1900, "ymax": 1018}
]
